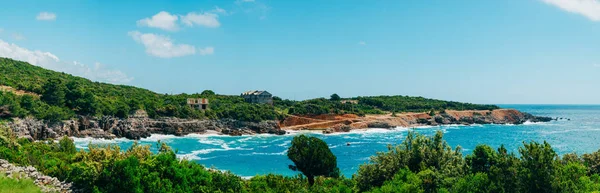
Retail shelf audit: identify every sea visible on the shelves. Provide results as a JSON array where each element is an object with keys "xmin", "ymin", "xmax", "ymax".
[{"xmin": 72, "ymin": 105, "xmax": 600, "ymax": 178}]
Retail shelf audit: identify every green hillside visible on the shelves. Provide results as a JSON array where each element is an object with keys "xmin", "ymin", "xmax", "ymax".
[{"xmin": 0, "ymin": 57, "xmax": 498, "ymax": 122}]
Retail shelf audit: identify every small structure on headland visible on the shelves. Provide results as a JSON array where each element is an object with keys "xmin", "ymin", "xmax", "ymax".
[
  {"xmin": 187, "ymin": 98, "xmax": 209, "ymax": 110},
  {"xmin": 340, "ymin": 100, "xmax": 358, "ymax": 104},
  {"xmin": 130, "ymin": 109, "xmax": 149, "ymax": 118},
  {"xmin": 241, "ymin": 90, "xmax": 273, "ymax": 105}
]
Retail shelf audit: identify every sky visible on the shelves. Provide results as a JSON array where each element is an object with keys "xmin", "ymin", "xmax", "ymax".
[{"xmin": 0, "ymin": 0, "xmax": 599, "ymax": 104}]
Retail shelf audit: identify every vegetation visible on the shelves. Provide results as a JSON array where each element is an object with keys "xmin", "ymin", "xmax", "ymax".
[
  {"xmin": 1, "ymin": 57, "xmax": 499, "ymax": 123},
  {"xmin": 0, "ymin": 175, "xmax": 41, "ymax": 193},
  {"xmin": 355, "ymin": 131, "xmax": 600, "ymax": 193},
  {"xmin": 2, "ymin": 119, "xmax": 600, "ymax": 192},
  {"xmin": 287, "ymin": 135, "xmax": 340, "ymax": 185}
]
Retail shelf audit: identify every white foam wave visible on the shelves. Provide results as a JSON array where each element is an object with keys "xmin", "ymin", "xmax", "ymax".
[
  {"xmin": 185, "ymin": 132, "xmax": 224, "ymax": 138},
  {"xmin": 178, "ymin": 146, "xmax": 254, "ymax": 160},
  {"xmin": 71, "ymin": 137, "xmax": 130, "ymax": 144},
  {"xmin": 238, "ymin": 137, "xmax": 253, "ymax": 142},
  {"xmin": 523, "ymin": 121, "xmax": 553, "ymax": 125},
  {"xmin": 277, "ymin": 141, "xmax": 291, "ymax": 147},
  {"xmin": 139, "ymin": 134, "xmax": 179, "ymax": 142},
  {"xmin": 197, "ymin": 137, "xmax": 226, "ymax": 146},
  {"xmin": 242, "ymin": 150, "xmax": 288, "ymax": 156},
  {"xmin": 329, "ymin": 144, "xmax": 341, "ymax": 149}
]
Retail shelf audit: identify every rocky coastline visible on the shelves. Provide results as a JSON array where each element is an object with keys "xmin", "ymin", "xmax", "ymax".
[
  {"xmin": 5, "ymin": 109, "xmax": 552, "ymax": 141},
  {"xmin": 281, "ymin": 109, "xmax": 554, "ymax": 134},
  {"xmin": 8, "ymin": 116, "xmax": 284, "ymax": 141}
]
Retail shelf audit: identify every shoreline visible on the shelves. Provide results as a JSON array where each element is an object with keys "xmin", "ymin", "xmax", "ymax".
[
  {"xmin": 70, "ymin": 120, "xmax": 553, "ymax": 143},
  {"xmin": 8, "ymin": 108, "xmax": 552, "ymax": 141}
]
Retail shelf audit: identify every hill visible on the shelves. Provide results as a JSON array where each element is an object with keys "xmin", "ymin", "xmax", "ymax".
[{"xmin": 0, "ymin": 57, "xmax": 499, "ymax": 123}]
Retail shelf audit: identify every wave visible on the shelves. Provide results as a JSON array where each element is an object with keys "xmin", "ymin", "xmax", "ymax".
[
  {"xmin": 241, "ymin": 150, "xmax": 288, "ymax": 156},
  {"xmin": 277, "ymin": 141, "xmax": 291, "ymax": 147},
  {"xmin": 184, "ymin": 132, "xmax": 224, "ymax": 138},
  {"xmin": 139, "ymin": 134, "xmax": 179, "ymax": 142},
  {"xmin": 197, "ymin": 137, "xmax": 226, "ymax": 146},
  {"xmin": 71, "ymin": 136, "xmax": 129, "ymax": 144},
  {"xmin": 71, "ymin": 137, "xmax": 131, "ymax": 149},
  {"xmin": 177, "ymin": 146, "xmax": 254, "ymax": 161},
  {"xmin": 237, "ymin": 137, "xmax": 253, "ymax": 143}
]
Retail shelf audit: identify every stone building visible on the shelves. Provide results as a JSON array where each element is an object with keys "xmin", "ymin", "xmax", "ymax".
[
  {"xmin": 241, "ymin": 90, "xmax": 273, "ymax": 105},
  {"xmin": 187, "ymin": 98, "xmax": 209, "ymax": 110}
]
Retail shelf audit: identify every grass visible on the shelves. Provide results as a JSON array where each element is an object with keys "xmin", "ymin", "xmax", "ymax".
[{"xmin": 0, "ymin": 175, "xmax": 42, "ymax": 193}]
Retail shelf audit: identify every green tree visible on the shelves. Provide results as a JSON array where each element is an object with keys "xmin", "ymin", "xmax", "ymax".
[
  {"xmin": 200, "ymin": 90, "xmax": 215, "ymax": 96},
  {"xmin": 330, "ymin": 94, "xmax": 341, "ymax": 101},
  {"xmin": 487, "ymin": 145, "xmax": 519, "ymax": 193},
  {"xmin": 466, "ymin": 145, "xmax": 498, "ymax": 174},
  {"xmin": 518, "ymin": 141, "xmax": 558, "ymax": 193},
  {"xmin": 41, "ymin": 78, "xmax": 67, "ymax": 106},
  {"xmin": 58, "ymin": 136, "xmax": 77, "ymax": 154},
  {"xmin": 287, "ymin": 135, "xmax": 339, "ymax": 186}
]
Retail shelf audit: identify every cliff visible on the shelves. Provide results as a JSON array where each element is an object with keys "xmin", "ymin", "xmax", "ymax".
[
  {"xmin": 281, "ymin": 109, "xmax": 552, "ymax": 133},
  {"xmin": 8, "ymin": 116, "xmax": 283, "ymax": 140},
  {"xmin": 6, "ymin": 109, "xmax": 551, "ymax": 140}
]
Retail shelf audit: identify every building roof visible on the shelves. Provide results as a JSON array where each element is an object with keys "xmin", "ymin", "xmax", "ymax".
[{"xmin": 241, "ymin": 90, "xmax": 271, "ymax": 96}]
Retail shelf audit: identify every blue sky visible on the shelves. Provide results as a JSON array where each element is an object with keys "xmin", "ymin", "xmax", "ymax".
[{"xmin": 0, "ymin": 0, "xmax": 599, "ymax": 104}]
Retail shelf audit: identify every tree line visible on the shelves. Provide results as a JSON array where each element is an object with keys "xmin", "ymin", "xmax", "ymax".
[{"xmin": 1, "ymin": 57, "xmax": 499, "ymax": 123}]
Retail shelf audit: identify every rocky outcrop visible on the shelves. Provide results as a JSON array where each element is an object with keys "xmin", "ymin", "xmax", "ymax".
[
  {"xmin": 8, "ymin": 116, "xmax": 283, "ymax": 140},
  {"xmin": 282, "ymin": 109, "xmax": 553, "ymax": 133},
  {"xmin": 0, "ymin": 159, "xmax": 72, "ymax": 193},
  {"xmin": 365, "ymin": 109, "xmax": 552, "ymax": 128}
]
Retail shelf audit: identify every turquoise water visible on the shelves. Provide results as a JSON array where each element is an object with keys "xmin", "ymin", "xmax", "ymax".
[{"xmin": 73, "ymin": 105, "xmax": 600, "ymax": 178}]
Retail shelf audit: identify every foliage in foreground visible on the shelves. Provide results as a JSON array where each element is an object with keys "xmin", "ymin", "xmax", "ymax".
[
  {"xmin": 355, "ymin": 131, "xmax": 600, "ymax": 193},
  {"xmin": 2, "ymin": 121, "xmax": 600, "ymax": 192},
  {"xmin": 0, "ymin": 175, "xmax": 41, "ymax": 193}
]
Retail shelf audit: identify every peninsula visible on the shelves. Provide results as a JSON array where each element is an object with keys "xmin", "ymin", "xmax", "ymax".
[{"xmin": 0, "ymin": 57, "xmax": 551, "ymax": 140}]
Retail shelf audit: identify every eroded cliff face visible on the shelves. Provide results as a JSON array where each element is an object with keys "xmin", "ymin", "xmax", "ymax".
[
  {"xmin": 6, "ymin": 109, "xmax": 551, "ymax": 140},
  {"xmin": 7, "ymin": 116, "xmax": 283, "ymax": 140},
  {"xmin": 281, "ymin": 109, "xmax": 553, "ymax": 133}
]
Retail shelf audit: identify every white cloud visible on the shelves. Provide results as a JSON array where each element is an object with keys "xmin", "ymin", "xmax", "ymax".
[
  {"xmin": 129, "ymin": 31, "xmax": 212, "ymax": 58},
  {"xmin": 36, "ymin": 12, "xmax": 56, "ymax": 21},
  {"xmin": 198, "ymin": 47, "xmax": 214, "ymax": 55},
  {"xmin": 234, "ymin": 0, "xmax": 270, "ymax": 19},
  {"xmin": 0, "ymin": 39, "xmax": 133, "ymax": 83},
  {"xmin": 137, "ymin": 11, "xmax": 179, "ymax": 31},
  {"xmin": 181, "ymin": 12, "xmax": 220, "ymax": 28},
  {"xmin": 12, "ymin": 33, "xmax": 25, "ymax": 41},
  {"xmin": 212, "ymin": 6, "xmax": 227, "ymax": 15},
  {"xmin": 541, "ymin": 0, "xmax": 600, "ymax": 21},
  {"xmin": 358, "ymin": 41, "xmax": 367, "ymax": 46},
  {"xmin": 72, "ymin": 61, "xmax": 133, "ymax": 83}
]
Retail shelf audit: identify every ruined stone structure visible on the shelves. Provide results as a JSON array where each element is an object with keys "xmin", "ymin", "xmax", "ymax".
[
  {"xmin": 241, "ymin": 90, "xmax": 273, "ymax": 105},
  {"xmin": 187, "ymin": 98, "xmax": 209, "ymax": 110}
]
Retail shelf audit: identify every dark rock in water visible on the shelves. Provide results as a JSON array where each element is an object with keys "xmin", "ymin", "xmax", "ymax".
[{"xmin": 367, "ymin": 121, "xmax": 393, "ymax": 129}]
